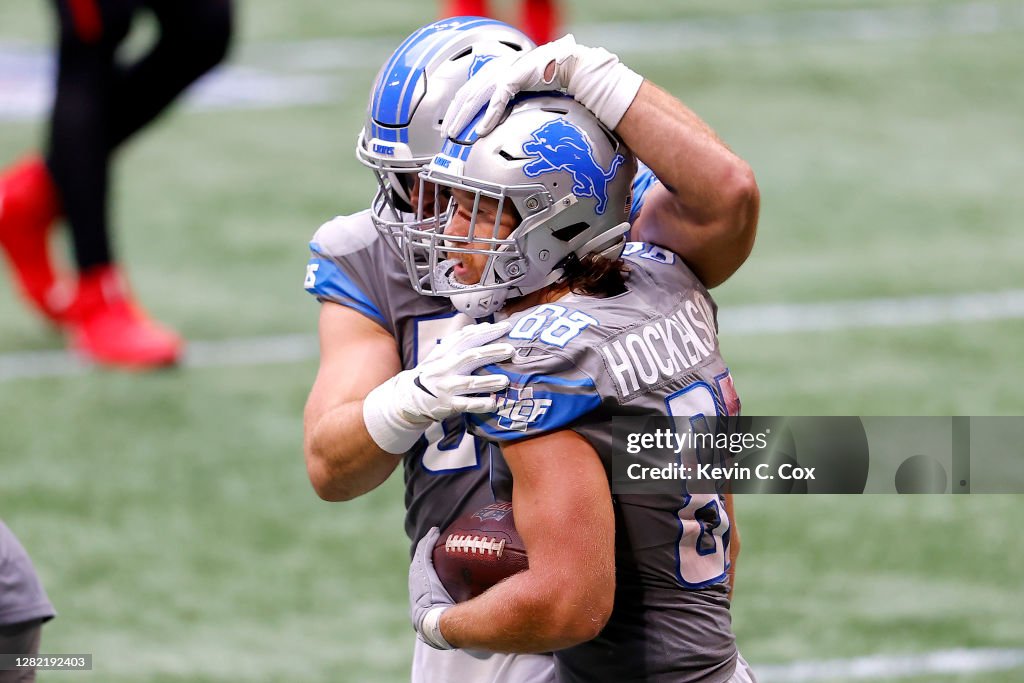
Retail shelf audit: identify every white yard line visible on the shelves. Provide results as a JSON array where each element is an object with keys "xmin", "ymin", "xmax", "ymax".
[
  {"xmin": 2, "ymin": 1, "xmax": 1024, "ymax": 121},
  {"xmin": 757, "ymin": 647, "xmax": 1024, "ymax": 682},
  {"xmin": 2, "ymin": 290, "xmax": 1023, "ymax": 382},
  {"xmin": 721, "ymin": 289, "xmax": 1024, "ymax": 334},
  {"xmin": 0, "ymin": 334, "xmax": 319, "ymax": 382}
]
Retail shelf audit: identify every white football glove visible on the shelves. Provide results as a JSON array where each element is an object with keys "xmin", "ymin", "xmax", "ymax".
[
  {"xmin": 409, "ymin": 527, "xmax": 455, "ymax": 650},
  {"xmin": 442, "ymin": 34, "xmax": 644, "ymax": 140},
  {"xmin": 362, "ymin": 321, "xmax": 514, "ymax": 454}
]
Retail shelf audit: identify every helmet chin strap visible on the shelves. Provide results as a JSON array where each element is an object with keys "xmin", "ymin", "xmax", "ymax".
[
  {"xmin": 575, "ymin": 222, "xmax": 631, "ymax": 261},
  {"xmin": 450, "ymin": 288, "xmax": 509, "ymax": 319}
]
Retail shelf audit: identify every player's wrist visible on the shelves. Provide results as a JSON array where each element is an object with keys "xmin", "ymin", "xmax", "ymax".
[
  {"xmin": 419, "ymin": 605, "xmax": 454, "ymax": 650},
  {"xmin": 570, "ymin": 45, "xmax": 644, "ymax": 131},
  {"xmin": 362, "ymin": 375, "xmax": 428, "ymax": 455}
]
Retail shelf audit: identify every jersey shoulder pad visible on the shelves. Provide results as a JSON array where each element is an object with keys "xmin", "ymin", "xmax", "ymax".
[
  {"xmin": 623, "ymin": 243, "xmax": 713, "ymax": 307},
  {"xmin": 304, "ymin": 210, "xmax": 389, "ymax": 328},
  {"xmin": 622, "ymin": 241, "xmax": 679, "ymax": 267},
  {"xmin": 309, "ymin": 209, "xmax": 379, "ymax": 259}
]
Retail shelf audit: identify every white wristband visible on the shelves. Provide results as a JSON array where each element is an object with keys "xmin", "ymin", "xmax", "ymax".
[
  {"xmin": 571, "ymin": 47, "xmax": 645, "ymax": 131},
  {"xmin": 420, "ymin": 606, "xmax": 453, "ymax": 650},
  {"xmin": 362, "ymin": 377, "xmax": 427, "ymax": 455}
]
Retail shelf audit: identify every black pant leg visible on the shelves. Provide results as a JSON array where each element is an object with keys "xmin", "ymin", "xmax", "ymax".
[
  {"xmin": 0, "ymin": 619, "xmax": 44, "ymax": 683},
  {"xmin": 45, "ymin": 0, "xmax": 138, "ymax": 270},
  {"xmin": 105, "ymin": 0, "xmax": 234, "ymax": 150}
]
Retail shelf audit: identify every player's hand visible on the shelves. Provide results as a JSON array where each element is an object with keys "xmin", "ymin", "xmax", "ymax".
[
  {"xmin": 362, "ymin": 321, "xmax": 514, "ymax": 454},
  {"xmin": 409, "ymin": 527, "xmax": 455, "ymax": 650},
  {"xmin": 442, "ymin": 34, "xmax": 644, "ymax": 140}
]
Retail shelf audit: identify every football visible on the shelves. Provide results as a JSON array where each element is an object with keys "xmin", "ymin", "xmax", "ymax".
[{"xmin": 433, "ymin": 501, "xmax": 529, "ymax": 603}]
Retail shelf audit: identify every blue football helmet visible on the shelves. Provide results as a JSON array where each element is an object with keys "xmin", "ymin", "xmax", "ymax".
[
  {"xmin": 356, "ymin": 18, "xmax": 535, "ymax": 255},
  {"xmin": 405, "ymin": 95, "xmax": 637, "ymax": 318}
]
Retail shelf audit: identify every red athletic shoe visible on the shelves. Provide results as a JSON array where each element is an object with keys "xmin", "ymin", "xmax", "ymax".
[
  {"xmin": 0, "ymin": 155, "xmax": 71, "ymax": 323},
  {"xmin": 67, "ymin": 265, "xmax": 183, "ymax": 369}
]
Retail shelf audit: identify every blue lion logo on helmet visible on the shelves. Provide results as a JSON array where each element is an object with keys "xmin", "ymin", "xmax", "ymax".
[{"xmin": 522, "ymin": 120, "xmax": 625, "ymax": 215}]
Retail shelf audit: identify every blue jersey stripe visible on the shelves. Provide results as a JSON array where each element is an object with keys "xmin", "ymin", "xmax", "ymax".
[
  {"xmin": 468, "ymin": 388, "xmax": 602, "ymax": 442},
  {"xmin": 304, "ymin": 257, "xmax": 386, "ymax": 326}
]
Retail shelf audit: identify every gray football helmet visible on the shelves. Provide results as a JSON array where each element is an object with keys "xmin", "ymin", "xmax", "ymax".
[
  {"xmin": 404, "ymin": 95, "xmax": 637, "ymax": 318},
  {"xmin": 355, "ymin": 18, "xmax": 534, "ymax": 256}
]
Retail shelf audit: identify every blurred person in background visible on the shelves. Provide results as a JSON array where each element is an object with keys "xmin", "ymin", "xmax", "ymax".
[
  {"xmin": 441, "ymin": 0, "xmax": 560, "ymax": 44},
  {"xmin": 0, "ymin": 520, "xmax": 56, "ymax": 683},
  {"xmin": 0, "ymin": 0, "xmax": 233, "ymax": 369}
]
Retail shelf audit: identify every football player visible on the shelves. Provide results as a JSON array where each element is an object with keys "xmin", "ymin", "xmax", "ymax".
[
  {"xmin": 304, "ymin": 19, "xmax": 554, "ymax": 683},
  {"xmin": 302, "ymin": 20, "xmax": 757, "ymax": 683},
  {"xmin": 406, "ymin": 89, "xmax": 757, "ymax": 681}
]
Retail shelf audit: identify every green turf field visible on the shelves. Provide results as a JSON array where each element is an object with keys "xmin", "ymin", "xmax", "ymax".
[{"xmin": 2, "ymin": 1, "xmax": 1023, "ymax": 681}]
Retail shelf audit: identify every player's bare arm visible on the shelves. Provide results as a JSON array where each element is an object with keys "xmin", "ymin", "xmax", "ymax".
[
  {"xmin": 437, "ymin": 430, "xmax": 615, "ymax": 652},
  {"xmin": 442, "ymin": 35, "xmax": 759, "ymax": 288},
  {"xmin": 303, "ymin": 303, "xmax": 403, "ymax": 501},
  {"xmin": 305, "ymin": 305, "xmax": 513, "ymax": 501},
  {"xmin": 619, "ymin": 81, "xmax": 759, "ymax": 288}
]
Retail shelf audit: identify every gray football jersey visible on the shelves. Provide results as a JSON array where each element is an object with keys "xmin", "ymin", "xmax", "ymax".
[
  {"xmin": 466, "ymin": 243, "xmax": 741, "ymax": 683},
  {"xmin": 302, "ymin": 162, "xmax": 663, "ymax": 553},
  {"xmin": 0, "ymin": 520, "xmax": 55, "ymax": 626},
  {"xmin": 305, "ymin": 210, "xmax": 506, "ymax": 551}
]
